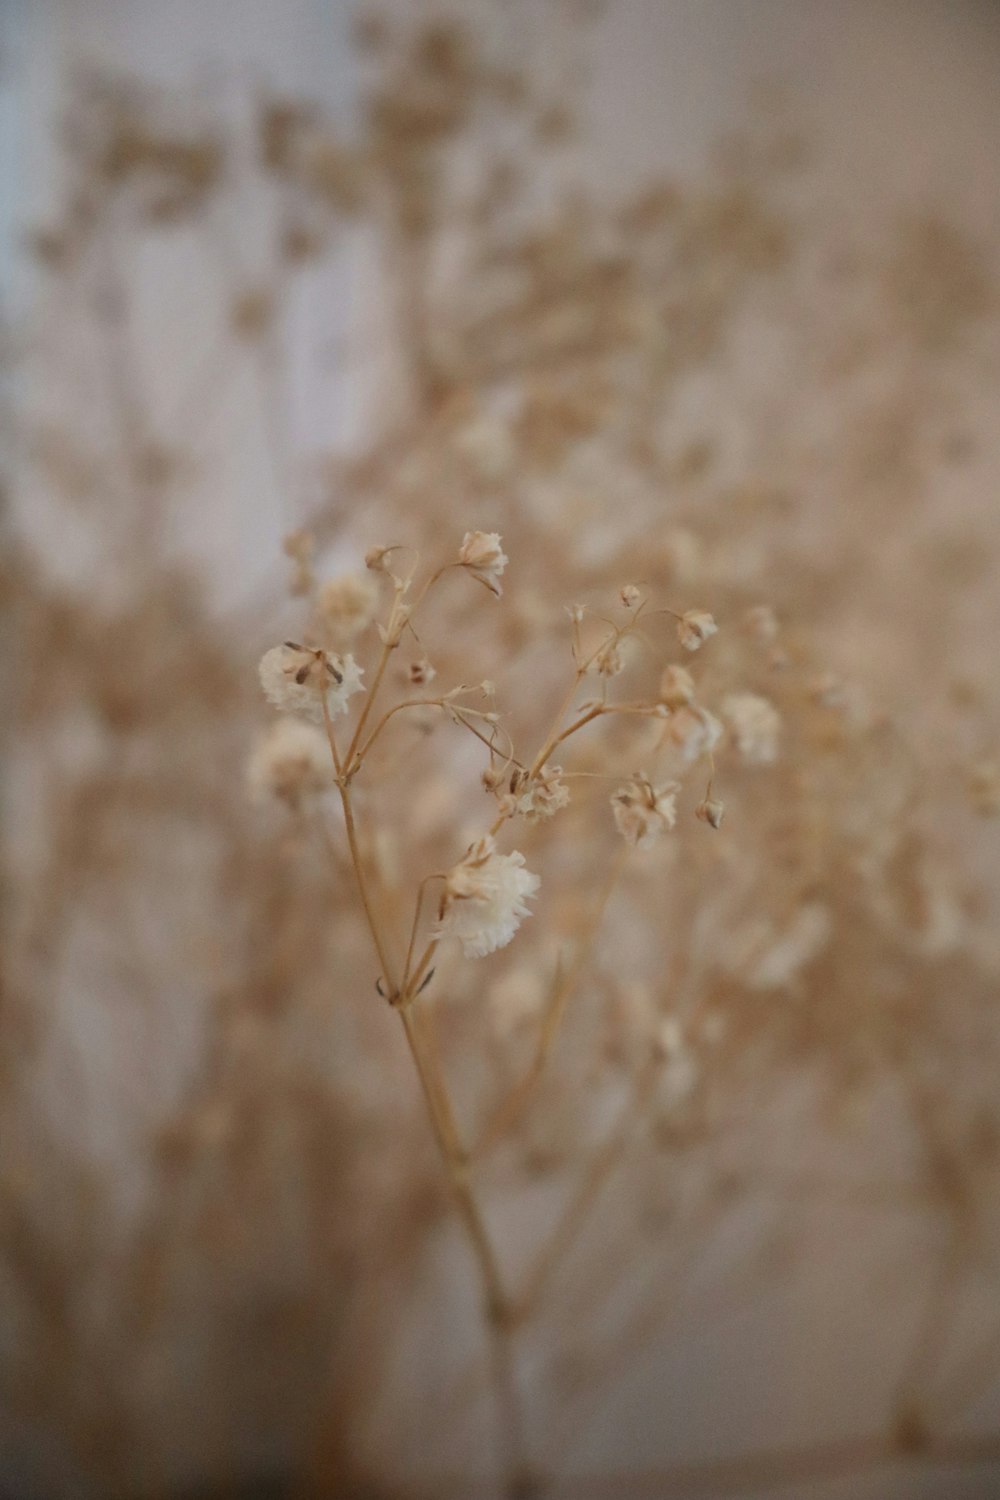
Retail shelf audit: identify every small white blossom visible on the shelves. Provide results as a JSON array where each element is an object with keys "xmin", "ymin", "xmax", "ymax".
[
  {"xmin": 259, "ymin": 642, "xmax": 364, "ymax": 723},
  {"xmin": 408, "ymin": 656, "xmax": 436, "ymax": 687},
  {"xmin": 503, "ymin": 764, "xmax": 570, "ymax": 822},
  {"xmin": 612, "ymin": 775, "xmax": 679, "ymax": 849},
  {"xmin": 665, "ymin": 704, "xmax": 723, "ymax": 763},
  {"xmin": 595, "ymin": 638, "xmax": 626, "ymax": 678},
  {"xmin": 677, "ymin": 609, "xmax": 717, "ymax": 652},
  {"xmin": 317, "ymin": 572, "xmax": 378, "ymax": 644},
  {"xmin": 459, "ymin": 531, "xmax": 508, "ymax": 596},
  {"xmin": 435, "ymin": 837, "xmax": 540, "ymax": 958},
  {"xmin": 722, "ymin": 693, "xmax": 781, "ymax": 765},
  {"xmin": 620, "ymin": 584, "xmax": 641, "ymax": 609},
  {"xmin": 246, "ymin": 718, "xmax": 332, "ymax": 806},
  {"xmin": 696, "ymin": 795, "xmax": 725, "ymax": 829},
  {"xmin": 659, "ymin": 664, "xmax": 696, "ymax": 709}
]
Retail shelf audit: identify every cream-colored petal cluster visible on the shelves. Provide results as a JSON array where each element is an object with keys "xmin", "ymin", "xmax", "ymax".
[
  {"xmin": 316, "ymin": 572, "xmax": 379, "ymax": 645},
  {"xmin": 676, "ymin": 609, "xmax": 717, "ymax": 652},
  {"xmin": 246, "ymin": 718, "xmax": 333, "ymax": 806},
  {"xmin": 722, "ymin": 692, "xmax": 781, "ymax": 765},
  {"xmin": 258, "ymin": 643, "xmax": 364, "ymax": 723},
  {"xmin": 459, "ymin": 530, "xmax": 508, "ymax": 595},
  {"xmin": 504, "ymin": 764, "xmax": 570, "ymax": 822},
  {"xmin": 435, "ymin": 836, "xmax": 540, "ymax": 958},
  {"xmin": 611, "ymin": 775, "xmax": 679, "ymax": 849}
]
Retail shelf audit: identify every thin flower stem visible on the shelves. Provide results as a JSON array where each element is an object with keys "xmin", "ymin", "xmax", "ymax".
[
  {"xmin": 338, "ymin": 783, "xmax": 399, "ymax": 996},
  {"xmin": 403, "ymin": 874, "xmax": 444, "ymax": 993},
  {"xmin": 397, "ymin": 1002, "xmax": 529, "ymax": 1486},
  {"xmin": 406, "ymin": 936, "xmax": 440, "ymax": 999},
  {"xmin": 320, "ymin": 696, "xmax": 398, "ymax": 994},
  {"xmin": 517, "ymin": 1052, "xmax": 659, "ymax": 1318},
  {"xmin": 326, "ymin": 684, "xmax": 528, "ymax": 1487},
  {"xmin": 529, "ymin": 668, "xmax": 586, "ymax": 778},
  {"xmin": 474, "ymin": 845, "xmax": 629, "ymax": 1159},
  {"xmin": 345, "ymin": 619, "xmax": 398, "ymax": 767}
]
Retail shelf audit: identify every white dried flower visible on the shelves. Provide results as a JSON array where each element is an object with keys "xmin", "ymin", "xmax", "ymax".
[
  {"xmin": 408, "ymin": 656, "xmax": 436, "ymax": 687},
  {"xmin": 665, "ymin": 704, "xmax": 724, "ymax": 763},
  {"xmin": 659, "ymin": 664, "xmax": 696, "ymax": 709},
  {"xmin": 595, "ymin": 638, "xmax": 626, "ymax": 678},
  {"xmin": 317, "ymin": 572, "xmax": 378, "ymax": 644},
  {"xmin": 503, "ymin": 764, "xmax": 570, "ymax": 822},
  {"xmin": 677, "ymin": 609, "xmax": 718, "ymax": 652},
  {"xmin": 459, "ymin": 531, "xmax": 508, "ymax": 596},
  {"xmin": 722, "ymin": 693, "xmax": 781, "ymax": 765},
  {"xmin": 246, "ymin": 718, "xmax": 332, "ymax": 806},
  {"xmin": 258, "ymin": 642, "xmax": 364, "ymax": 723},
  {"xmin": 612, "ymin": 775, "xmax": 679, "ymax": 849},
  {"xmin": 620, "ymin": 584, "xmax": 641, "ymax": 609},
  {"xmin": 435, "ymin": 836, "xmax": 540, "ymax": 958},
  {"xmin": 696, "ymin": 795, "xmax": 725, "ymax": 829}
]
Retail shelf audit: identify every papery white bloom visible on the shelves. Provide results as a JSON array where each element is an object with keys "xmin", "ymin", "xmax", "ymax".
[
  {"xmin": 365, "ymin": 544, "xmax": 392, "ymax": 573},
  {"xmin": 459, "ymin": 531, "xmax": 508, "ymax": 595},
  {"xmin": 317, "ymin": 572, "xmax": 378, "ymax": 644},
  {"xmin": 408, "ymin": 656, "xmax": 436, "ymax": 686},
  {"xmin": 620, "ymin": 584, "xmax": 641, "ymax": 609},
  {"xmin": 259, "ymin": 642, "xmax": 364, "ymax": 723},
  {"xmin": 696, "ymin": 795, "xmax": 725, "ymax": 829},
  {"xmin": 722, "ymin": 692, "xmax": 781, "ymax": 765},
  {"xmin": 246, "ymin": 718, "xmax": 332, "ymax": 805},
  {"xmin": 665, "ymin": 704, "xmax": 723, "ymax": 763},
  {"xmin": 504, "ymin": 764, "xmax": 570, "ymax": 822},
  {"xmin": 612, "ymin": 775, "xmax": 679, "ymax": 849},
  {"xmin": 677, "ymin": 609, "xmax": 717, "ymax": 652},
  {"xmin": 659, "ymin": 664, "xmax": 696, "ymax": 709},
  {"xmin": 435, "ymin": 836, "xmax": 540, "ymax": 958},
  {"xmin": 595, "ymin": 638, "xmax": 626, "ymax": 678}
]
